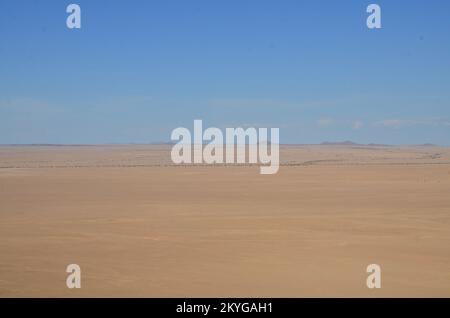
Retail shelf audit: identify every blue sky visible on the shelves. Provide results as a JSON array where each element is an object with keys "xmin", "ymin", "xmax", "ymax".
[{"xmin": 0, "ymin": 0, "xmax": 449, "ymax": 144}]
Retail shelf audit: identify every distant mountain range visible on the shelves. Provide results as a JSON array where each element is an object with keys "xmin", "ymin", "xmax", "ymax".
[
  {"xmin": 319, "ymin": 141, "xmax": 436, "ymax": 147},
  {"xmin": 0, "ymin": 141, "xmax": 439, "ymax": 147}
]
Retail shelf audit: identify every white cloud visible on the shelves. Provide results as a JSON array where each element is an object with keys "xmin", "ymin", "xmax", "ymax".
[
  {"xmin": 374, "ymin": 119, "xmax": 404, "ymax": 128},
  {"xmin": 0, "ymin": 97, "xmax": 64, "ymax": 114},
  {"xmin": 352, "ymin": 120, "xmax": 364, "ymax": 130},
  {"xmin": 373, "ymin": 118, "xmax": 450, "ymax": 129},
  {"xmin": 317, "ymin": 118, "xmax": 334, "ymax": 128}
]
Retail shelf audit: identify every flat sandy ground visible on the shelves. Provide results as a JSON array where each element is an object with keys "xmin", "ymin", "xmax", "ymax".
[{"xmin": 0, "ymin": 145, "xmax": 449, "ymax": 297}]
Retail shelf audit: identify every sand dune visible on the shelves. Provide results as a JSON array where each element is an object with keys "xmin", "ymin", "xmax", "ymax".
[{"xmin": 0, "ymin": 145, "xmax": 449, "ymax": 297}]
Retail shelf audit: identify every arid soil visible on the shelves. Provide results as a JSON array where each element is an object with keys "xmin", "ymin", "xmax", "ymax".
[{"xmin": 1, "ymin": 145, "xmax": 449, "ymax": 297}]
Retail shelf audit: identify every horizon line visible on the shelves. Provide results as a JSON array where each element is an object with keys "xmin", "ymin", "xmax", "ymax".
[{"xmin": 0, "ymin": 141, "xmax": 446, "ymax": 147}]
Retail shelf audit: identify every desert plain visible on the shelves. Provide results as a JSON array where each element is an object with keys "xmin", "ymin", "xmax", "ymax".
[{"xmin": 0, "ymin": 145, "xmax": 449, "ymax": 297}]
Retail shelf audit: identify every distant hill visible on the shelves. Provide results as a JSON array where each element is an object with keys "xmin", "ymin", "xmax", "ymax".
[
  {"xmin": 320, "ymin": 141, "xmax": 359, "ymax": 146},
  {"xmin": 414, "ymin": 143, "xmax": 436, "ymax": 147},
  {"xmin": 320, "ymin": 141, "xmax": 391, "ymax": 147}
]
